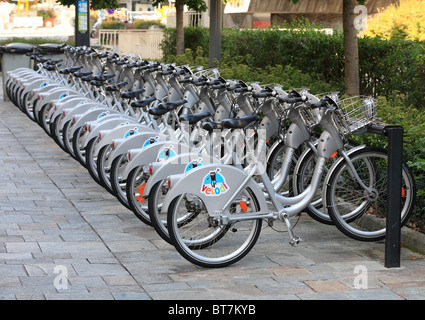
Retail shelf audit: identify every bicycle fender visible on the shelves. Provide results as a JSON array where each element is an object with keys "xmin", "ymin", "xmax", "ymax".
[
  {"xmin": 92, "ymin": 123, "xmax": 155, "ymax": 155},
  {"xmin": 160, "ymin": 164, "xmax": 269, "ymax": 216},
  {"xmin": 38, "ymin": 89, "xmax": 79, "ymax": 108},
  {"xmin": 79, "ymin": 114, "xmax": 132, "ymax": 144},
  {"xmin": 104, "ymin": 132, "xmax": 169, "ymax": 168},
  {"xmin": 143, "ymin": 152, "xmax": 214, "ymax": 196},
  {"xmin": 84, "ymin": 120, "xmax": 137, "ymax": 149},
  {"xmin": 48, "ymin": 96, "xmax": 89, "ymax": 122},
  {"xmin": 266, "ymin": 139, "xmax": 284, "ymax": 164},
  {"xmin": 122, "ymin": 141, "xmax": 191, "ymax": 179},
  {"xmin": 61, "ymin": 102, "xmax": 103, "ymax": 128},
  {"xmin": 71, "ymin": 109, "xmax": 124, "ymax": 137}
]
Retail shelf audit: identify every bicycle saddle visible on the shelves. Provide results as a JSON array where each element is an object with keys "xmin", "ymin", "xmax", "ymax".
[
  {"xmin": 222, "ymin": 114, "xmax": 259, "ymax": 129},
  {"xmin": 131, "ymin": 96, "xmax": 157, "ymax": 108},
  {"xmin": 148, "ymin": 107, "xmax": 169, "ymax": 116},
  {"xmin": 90, "ymin": 80, "xmax": 106, "ymax": 87},
  {"xmin": 93, "ymin": 73, "xmax": 115, "ymax": 81},
  {"xmin": 59, "ymin": 66, "xmax": 83, "ymax": 74},
  {"xmin": 48, "ymin": 59, "xmax": 62, "ymax": 65},
  {"xmin": 44, "ymin": 64, "xmax": 56, "ymax": 71},
  {"xmin": 202, "ymin": 122, "xmax": 223, "ymax": 132},
  {"xmin": 121, "ymin": 88, "xmax": 145, "ymax": 99},
  {"xmin": 105, "ymin": 81, "xmax": 128, "ymax": 91},
  {"xmin": 158, "ymin": 99, "xmax": 187, "ymax": 111},
  {"xmin": 81, "ymin": 75, "xmax": 95, "ymax": 82},
  {"xmin": 74, "ymin": 71, "xmax": 93, "ymax": 78},
  {"xmin": 179, "ymin": 112, "xmax": 211, "ymax": 125}
]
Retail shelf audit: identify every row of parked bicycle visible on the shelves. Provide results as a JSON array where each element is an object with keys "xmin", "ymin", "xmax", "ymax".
[{"xmin": 4, "ymin": 44, "xmax": 416, "ymax": 268}]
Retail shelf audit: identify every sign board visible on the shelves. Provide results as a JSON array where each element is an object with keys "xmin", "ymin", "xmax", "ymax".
[
  {"xmin": 75, "ymin": 0, "xmax": 90, "ymax": 46},
  {"xmin": 78, "ymin": 0, "xmax": 88, "ymax": 32}
]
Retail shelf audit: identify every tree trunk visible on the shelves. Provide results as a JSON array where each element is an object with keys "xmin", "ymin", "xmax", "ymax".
[
  {"xmin": 343, "ymin": 0, "xmax": 360, "ymax": 96},
  {"xmin": 209, "ymin": 0, "xmax": 222, "ymax": 67},
  {"xmin": 175, "ymin": 0, "xmax": 185, "ymax": 55}
]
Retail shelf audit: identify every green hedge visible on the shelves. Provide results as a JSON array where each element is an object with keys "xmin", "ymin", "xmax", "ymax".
[
  {"xmin": 133, "ymin": 20, "xmax": 165, "ymax": 30},
  {"xmin": 100, "ymin": 20, "xmax": 126, "ymax": 29},
  {"xmin": 160, "ymin": 26, "xmax": 425, "ymax": 109}
]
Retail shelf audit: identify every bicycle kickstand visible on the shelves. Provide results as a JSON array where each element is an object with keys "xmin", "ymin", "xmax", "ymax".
[{"xmin": 281, "ymin": 212, "xmax": 303, "ymax": 246}]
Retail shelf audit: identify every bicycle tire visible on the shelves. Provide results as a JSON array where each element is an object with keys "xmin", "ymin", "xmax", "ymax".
[
  {"xmin": 167, "ymin": 188, "xmax": 262, "ymax": 268},
  {"xmin": 109, "ymin": 154, "xmax": 131, "ymax": 209},
  {"xmin": 148, "ymin": 180, "xmax": 172, "ymax": 244},
  {"xmin": 324, "ymin": 147, "xmax": 416, "ymax": 242},
  {"xmin": 72, "ymin": 126, "xmax": 87, "ymax": 167},
  {"xmin": 95, "ymin": 144, "xmax": 114, "ymax": 193},
  {"xmin": 125, "ymin": 165, "xmax": 152, "ymax": 226},
  {"xmin": 85, "ymin": 137, "xmax": 105, "ymax": 187}
]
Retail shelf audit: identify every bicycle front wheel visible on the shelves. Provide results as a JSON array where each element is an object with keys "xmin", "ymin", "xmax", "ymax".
[
  {"xmin": 324, "ymin": 147, "xmax": 416, "ymax": 242},
  {"xmin": 126, "ymin": 165, "xmax": 152, "ymax": 226},
  {"xmin": 148, "ymin": 180, "xmax": 172, "ymax": 244},
  {"xmin": 167, "ymin": 188, "xmax": 262, "ymax": 268}
]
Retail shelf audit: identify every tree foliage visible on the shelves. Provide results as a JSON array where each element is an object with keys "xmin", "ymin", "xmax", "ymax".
[
  {"xmin": 55, "ymin": 0, "xmax": 120, "ymax": 11},
  {"xmin": 55, "ymin": 0, "xmax": 208, "ymax": 11},
  {"xmin": 152, "ymin": 0, "xmax": 207, "ymax": 12},
  {"xmin": 361, "ymin": 0, "xmax": 425, "ymax": 41}
]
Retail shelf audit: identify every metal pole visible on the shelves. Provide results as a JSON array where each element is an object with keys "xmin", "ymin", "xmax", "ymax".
[
  {"xmin": 384, "ymin": 125, "xmax": 404, "ymax": 268},
  {"xmin": 209, "ymin": 0, "xmax": 222, "ymax": 67},
  {"xmin": 75, "ymin": 0, "xmax": 90, "ymax": 47}
]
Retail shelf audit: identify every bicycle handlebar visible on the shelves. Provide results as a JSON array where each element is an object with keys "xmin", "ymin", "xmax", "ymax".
[
  {"xmin": 234, "ymin": 86, "xmax": 252, "ymax": 93},
  {"xmin": 279, "ymin": 96, "xmax": 307, "ymax": 104},
  {"xmin": 310, "ymin": 96, "xmax": 339, "ymax": 109},
  {"xmin": 252, "ymin": 90, "xmax": 276, "ymax": 98}
]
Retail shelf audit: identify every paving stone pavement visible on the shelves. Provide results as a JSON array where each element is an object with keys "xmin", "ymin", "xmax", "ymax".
[{"xmin": 1, "ymin": 89, "xmax": 425, "ymax": 302}]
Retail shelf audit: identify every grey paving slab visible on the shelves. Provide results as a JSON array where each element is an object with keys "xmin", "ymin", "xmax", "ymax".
[{"xmin": 2, "ymin": 84, "xmax": 425, "ymax": 305}]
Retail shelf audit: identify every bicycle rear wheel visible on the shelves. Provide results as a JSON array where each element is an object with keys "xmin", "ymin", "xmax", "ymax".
[{"xmin": 324, "ymin": 147, "xmax": 416, "ymax": 241}]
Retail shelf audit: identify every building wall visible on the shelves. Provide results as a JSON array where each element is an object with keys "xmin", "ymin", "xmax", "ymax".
[{"xmin": 224, "ymin": 0, "xmax": 400, "ymax": 29}]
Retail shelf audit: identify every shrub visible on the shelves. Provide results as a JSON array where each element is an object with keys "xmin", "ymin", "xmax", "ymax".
[
  {"xmin": 133, "ymin": 20, "xmax": 165, "ymax": 30},
  {"xmin": 160, "ymin": 27, "xmax": 209, "ymax": 58},
  {"xmin": 37, "ymin": 9, "xmax": 56, "ymax": 19},
  {"xmin": 161, "ymin": 25, "xmax": 425, "ymax": 109},
  {"xmin": 100, "ymin": 20, "xmax": 126, "ymax": 29}
]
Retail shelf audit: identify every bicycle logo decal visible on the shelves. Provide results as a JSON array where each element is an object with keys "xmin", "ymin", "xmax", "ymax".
[
  {"xmin": 184, "ymin": 159, "xmax": 203, "ymax": 173},
  {"xmin": 124, "ymin": 129, "xmax": 138, "ymax": 139},
  {"xmin": 143, "ymin": 136, "xmax": 158, "ymax": 147},
  {"xmin": 201, "ymin": 168, "xmax": 229, "ymax": 197},
  {"xmin": 156, "ymin": 146, "xmax": 176, "ymax": 162},
  {"xmin": 97, "ymin": 111, "xmax": 109, "ymax": 119}
]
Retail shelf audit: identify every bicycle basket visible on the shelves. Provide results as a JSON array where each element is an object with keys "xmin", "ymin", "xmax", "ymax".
[
  {"xmin": 332, "ymin": 96, "xmax": 378, "ymax": 135},
  {"xmin": 299, "ymin": 103, "xmax": 320, "ymax": 128}
]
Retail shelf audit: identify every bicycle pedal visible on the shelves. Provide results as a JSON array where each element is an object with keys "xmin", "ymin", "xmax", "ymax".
[{"xmin": 289, "ymin": 236, "xmax": 302, "ymax": 247}]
